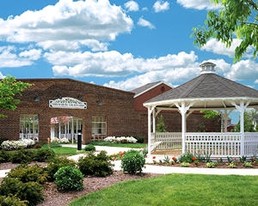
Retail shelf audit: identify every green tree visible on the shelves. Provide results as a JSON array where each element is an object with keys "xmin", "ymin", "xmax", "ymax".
[
  {"xmin": 193, "ymin": 0, "xmax": 258, "ymax": 61},
  {"xmin": 234, "ymin": 110, "xmax": 257, "ymax": 132},
  {"xmin": 0, "ymin": 77, "xmax": 30, "ymax": 118},
  {"xmin": 156, "ymin": 114, "xmax": 166, "ymax": 132},
  {"xmin": 201, "ymin": 110, "xmax": 220, "ymax": 119}
]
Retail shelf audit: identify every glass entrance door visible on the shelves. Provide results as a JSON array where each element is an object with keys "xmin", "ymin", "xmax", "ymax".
[{"xmin": 50, "ymin": 116, "xmax": 82, "ymax": 143}]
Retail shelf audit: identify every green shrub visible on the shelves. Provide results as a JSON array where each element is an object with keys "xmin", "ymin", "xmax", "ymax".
[
  {"xmin": 0, "ymin": 195, "xmax": 27, "ymax": 206},
  {"xmin": 206, "ymin": 162, "xmax": 217, "ymax": 168},
  {"xmin": 45, "ymin": 156, "xmax": 76, "ymax": 181},
  {"xmin": 54, "ymin": 166, "xmax": 84, "ymax": 192},
  {"xmin": 84, "ymin": 144, "xmax": 96, "ymax": 152},
  {"xmin": 34, "ymin": 148, "xmax": 55, "ymax": 162},
  {"xmin": 10, "ymin": 149, "xmax": 34, "ymax": 164},
  {"xmin": 0, "ymin": 177, "xmax": 44, "ymax": 206},
  {"xmin": 0, "ymin": 150, "xmax": 11, "ymax": 163},
  {"xmin": 135, "ymin": 136, "xmax": 144, "ymax": 143},
  {"xmin": 121, "ymin": 150, "xmax": 145, "ymax": 174},
  {"xmin": 178, "ymin": 152, "xmax": 194, "ymax": 163},
  {"xmin": 243, "ymin": 161, "xmax": 253, "ymax": 168},
  {"xmin": 7, "ymin": 164, "xmax": 48, "ymax": 184},
  {"xmin": 180, "ymin": 162, "xmax": 190, "ymax": 167},
  {"xmin": 78, "ymin": 151, "xmax": 113, "ymax": 177}
]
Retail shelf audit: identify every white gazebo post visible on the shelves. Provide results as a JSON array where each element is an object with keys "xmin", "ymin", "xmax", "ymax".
[
  {"xmin": 233, "ymin": 101, "xmax": 249, "ymax": 156},
  {"xmin": 147, "ymin": 106, "xmax": 155, "ymax": 156},
  {"xmin": 152, "ymin": 108, "xmax": 156, "ymax": 134},
  {"xmin": 176, "ymin": 102, "xmax": 193, "ymax": 154}
]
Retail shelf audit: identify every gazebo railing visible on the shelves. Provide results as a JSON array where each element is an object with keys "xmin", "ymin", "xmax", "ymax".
[
  {"xmin": 154, "ymin": 132, "xmax": 182, "ymax": 149},
  {"xmin": 152, "ymin": 132, "xmax": 258, "ymax": 157},
  {"xmin": 244, "ymin": 132, "xmax": 258, "ymax": 156},
  {"xmin": 185, "ymin": 133, "xmax": 241, "ymax": 157}
]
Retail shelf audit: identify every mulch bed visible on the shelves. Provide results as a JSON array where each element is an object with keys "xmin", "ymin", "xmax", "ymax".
[{"xmin": 0, "ymin": 162, "xmax": 158, "ymax": 206}]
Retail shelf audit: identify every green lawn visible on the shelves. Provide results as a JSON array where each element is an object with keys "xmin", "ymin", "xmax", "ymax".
[
  {"xmin": 42, "ymin": 144, "xmax": 86, "ymax": 156},
  {"xmin": 70, "ymin": 174, "xmax": 258, "ymax": 206},
  {"xmin": 90, "ymin": 141, "xmax": 146, "ymax": 148}
]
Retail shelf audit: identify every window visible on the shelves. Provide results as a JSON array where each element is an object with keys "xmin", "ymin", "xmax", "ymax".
[
  {"xmin": 20, "ymin": 114, "xmax": 39, "ymax": 141},
  {"xmin": 92, "ymin": 116, "xmax": 107, "ymax": 135}
]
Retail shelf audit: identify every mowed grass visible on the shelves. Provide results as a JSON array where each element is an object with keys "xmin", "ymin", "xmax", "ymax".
[
  {"xmin": 91, "ymin": 141, "xmax": 146, "ymax": 148},
  {"xmin": 42, "ymin": 144, "xmax": 86, "ymax": 156},
  {"xmin": 70, "ymin": 174, "xmax": 258, "ymax": 206}
]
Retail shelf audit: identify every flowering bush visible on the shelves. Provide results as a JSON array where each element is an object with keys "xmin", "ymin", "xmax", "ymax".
[
  {"xmin": 1, "ymin": 139, "xmax": 35, "ymax": 151},
  {"xmin": 104, "ymin": 136, "xmax": 137, "ymax": 143},
  {"xmin": 51, "ymin": 137, "xmax": 70, "ymax": 144}
]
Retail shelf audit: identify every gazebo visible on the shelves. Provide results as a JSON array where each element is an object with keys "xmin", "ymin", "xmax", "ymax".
[{"xmin": 144, "ymin": 62, "xmax": 258, "ymax": 158}]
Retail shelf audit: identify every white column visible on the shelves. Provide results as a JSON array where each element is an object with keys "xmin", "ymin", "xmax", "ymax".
[
  {"xmin": 152, "ymin": 108, "xmax": 156, "ymax": 134},
  {"xmin": 147, "ymin": 107, "xmax": 152, "ymax": 156},
  {"xmin": 176, "ymin": 102, "xmax": 193, "ymax": 154},
  {"xmin": 232, "ymin": 101, "xmax": 249, "ymax": 156}
]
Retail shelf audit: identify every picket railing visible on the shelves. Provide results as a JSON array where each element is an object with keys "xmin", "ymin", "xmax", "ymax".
[
  {"xmin": 152, "ymin": 132, "xmax": 258, "ymax": 157},
  {"xmin": 155, "ymin": 132, "xmax": 182, "ymax": 150}
]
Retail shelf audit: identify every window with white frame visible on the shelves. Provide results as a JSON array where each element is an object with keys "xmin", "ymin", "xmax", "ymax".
[
  {"xmin": 92, "ymin": 116, "xmax": 107, "ymax": 135},
  {"xmin": 19, "ymin": 114, "xmax": 39, "ymax": 140}
]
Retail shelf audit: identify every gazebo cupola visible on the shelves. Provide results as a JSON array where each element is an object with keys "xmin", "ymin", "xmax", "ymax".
[{"xmin": 200, "ymin": 61, "xmax": 216, "ymax": 74}]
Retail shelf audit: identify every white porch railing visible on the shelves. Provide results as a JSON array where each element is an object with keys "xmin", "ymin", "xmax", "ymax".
[
  {"xmin": 152, "ymin": 132, "xmax": 258, "ymax": 157},
  {"xmin": 185, "ymin": 133, "xmax": 241, "ymax": 157},
  {"xmin": 244, "ymin": 132, "xmax": 258, "ymax": 156},
  {"xmin": 154, "ymin": 132, "xmax": 182, "ymax": 150}
]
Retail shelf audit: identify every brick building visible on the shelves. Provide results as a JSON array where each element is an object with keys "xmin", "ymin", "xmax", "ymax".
[{"xmin": 0, "ymin": 78, "xmax": 220, "ymax": 143}]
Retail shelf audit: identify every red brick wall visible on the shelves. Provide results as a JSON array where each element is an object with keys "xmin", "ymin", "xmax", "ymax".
[
  {"xmin": 133, "ymin": 83, "xmax": 172, "ymax": 112},
  {"xmin": 0, "ymin": 79, "xmax": 142, "ymax": 143},
  {"xmin": 0, "ymin": 79, "xmax": 221, "ymax": 144}
]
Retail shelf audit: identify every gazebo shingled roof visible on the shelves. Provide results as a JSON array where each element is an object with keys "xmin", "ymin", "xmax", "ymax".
[{"xmin": 145, "ymin": 72, "xmax": 258, "ymax": 108}]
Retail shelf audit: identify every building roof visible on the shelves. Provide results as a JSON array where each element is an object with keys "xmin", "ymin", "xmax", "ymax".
[
  {"xmin": 144, "ymin": 72, "xmax": 258, "ymax": 108},
  {"xmin": 131, "ymin": 81, "xmax": 171, "ymax": 98}
]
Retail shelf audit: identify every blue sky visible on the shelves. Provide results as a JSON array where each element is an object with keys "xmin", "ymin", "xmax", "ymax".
[{"xmin": 0, "ymin": 0, "xmax": 257, "ymax": 92}]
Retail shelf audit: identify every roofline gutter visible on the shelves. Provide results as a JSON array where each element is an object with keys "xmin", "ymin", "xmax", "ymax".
[{"xmin": 143, "ymin": 97, "xmax": 258, "ymax": 108}]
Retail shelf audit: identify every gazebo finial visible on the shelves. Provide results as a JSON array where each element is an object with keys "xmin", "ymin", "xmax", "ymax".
[{"xmin": 200, "ymin": 62, "xmax": 216, "ymax": 74}]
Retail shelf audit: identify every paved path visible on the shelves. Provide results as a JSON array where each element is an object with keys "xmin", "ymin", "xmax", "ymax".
[{"xmin": 1, "ymin": 145, "xmax": 258, "ymax": 177}]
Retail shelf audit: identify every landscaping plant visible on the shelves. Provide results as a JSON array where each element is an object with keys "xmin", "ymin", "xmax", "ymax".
[
  {"xmin": 0, "ymin": 177, "xmax": 44, "ymax": 206},
  {"xmin": 45, "ymin": 156, "xmax": 76, "ymax": 181},
  {"xmin": 78, "ymin": 151, "xmax": 113, "ymax": 177},
  {"xmin": 84, "ymin": 144, "xmax": 96, "ymax": 152},
  {"xmin": 7, "ymin": 164, "xmax": 48, "ymax": 184},
  {"xmin": 0, "ymin": 195, "xmax": 27, "ymax": 206},
  {"xmin": 33, "ymin": 147, "xmax": 55, "ymax": 162},
  {"xmin": 121, "ymin": 150, "xmax": 145, "ymax": 174},
  {"xmin": 54, "ymin": 166, "xmax": 84, "ymax": 192}
]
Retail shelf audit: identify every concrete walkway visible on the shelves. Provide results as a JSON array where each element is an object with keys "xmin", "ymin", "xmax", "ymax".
[{"xmin": 1, "ymin": 145, "xmax": 258, "ymax": 177}]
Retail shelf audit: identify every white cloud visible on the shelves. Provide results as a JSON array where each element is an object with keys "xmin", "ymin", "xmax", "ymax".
[
  {"xmin": 19, "ymin": 49, "xmax": 42, "ymax": 61},
  {"xmin": 201, "ymin": 38, "xmax": 241, "ymax": 57},
  {"xmin": 201, "ymin": 38, "xmax": 254, "ymax": 58},
  {"xmin": 44, "ymin": 49, "xmax": 198, "ymax": 89},
  {"xmin": 0, "ymin": 0, "xmax": 133, "ymax": 52},
  {"xmin": 124, "ymin": 1, "xmax": 139, "ymax": 12},
  {"xmin": 137, "ymin": 17, "xmax": 155, "ymax": 29},
  {"xmin": 225, "ymin": 60, "xmax": 258, "ymax": 81},
  {"xmin": 176, "ymin": 0, "xmax": 221, "ymax": 10},
  {"xmin": 153, "ymin": 1, "xmax": 170, "ymax": 13},
  {"xmin": 104, "ymin": 66, "xmax": 198, "ymax": 91},
  {"xmin": 0, "ymin": 46, "xmax": 36, "ymax": 67}
]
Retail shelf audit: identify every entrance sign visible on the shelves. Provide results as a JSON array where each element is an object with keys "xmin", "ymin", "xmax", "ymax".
[{"xmin": 49, "ymin": 97, "xmax": 87, "ymax": 109}]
